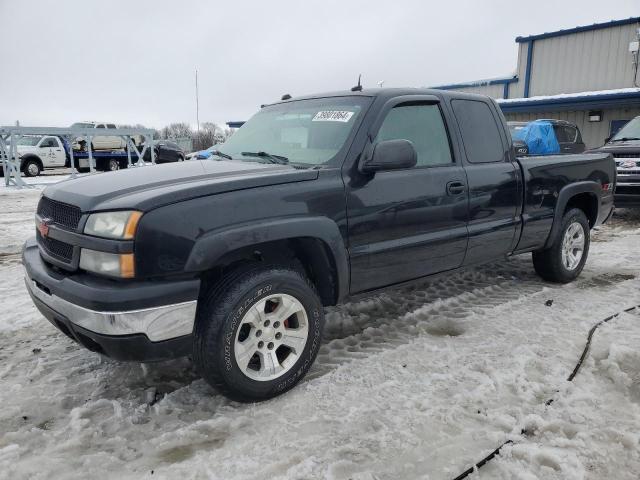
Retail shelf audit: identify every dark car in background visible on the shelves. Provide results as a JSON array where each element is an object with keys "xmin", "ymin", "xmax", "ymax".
[
  {"xmin": 143, "ymin": 140, "xmax": 185, "ymax": 163},
  {"xmin": 589, "ymin": 116, "xmax": 640, "ymax": 207},
  {"xmin": 508, "ymin": 120, "xmax": 585, "ymax": 156}
]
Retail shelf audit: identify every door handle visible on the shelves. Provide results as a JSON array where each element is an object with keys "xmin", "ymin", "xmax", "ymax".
[{"xmin": 447, "ymin": 181, "xmax": 466, "ymax": 195}]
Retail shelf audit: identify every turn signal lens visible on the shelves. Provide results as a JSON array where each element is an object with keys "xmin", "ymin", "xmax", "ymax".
[
  {"xmin": 123, "ymin": 211, "xmax": 143, "ymax": 240},
  {"xmin": 120, "ymin": 253, "xmax": 135, "ymax": 278}
]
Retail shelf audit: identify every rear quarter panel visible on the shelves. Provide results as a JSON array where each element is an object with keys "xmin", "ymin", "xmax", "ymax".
[{"xmin": 515, "ymin": 153, "xmax": 614, "ymax": 252}]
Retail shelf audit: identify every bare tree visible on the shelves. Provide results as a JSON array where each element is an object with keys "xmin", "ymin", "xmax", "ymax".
[
  {"xmin": 161, "ymin": 122, "xmax": 193, "ymax": 140},
  {"xmin": 191, "ymin": 122, "xmax": 233, "ymax": 151}
]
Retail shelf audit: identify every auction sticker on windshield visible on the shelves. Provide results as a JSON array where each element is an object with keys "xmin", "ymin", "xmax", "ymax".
[{"xmin": 312, "ymin": 111, "xmax": 355, "ymax": 122}]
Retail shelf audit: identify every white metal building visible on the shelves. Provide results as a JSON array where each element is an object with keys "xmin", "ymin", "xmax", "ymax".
[{"xmin": 433, "ymin": 17, "xmax": 640, "ymax": 148}]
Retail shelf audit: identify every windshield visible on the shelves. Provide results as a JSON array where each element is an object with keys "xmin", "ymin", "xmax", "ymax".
[
  {"xmin": 219, "ymin": 97, "xmax": 370, "ymax": 166},
  {"xmin": 17, "ymin": 136, "xmax": 42, "ymax": 146},
  {"xmin": 611, "ymin": 117, "xmax": 640, "ymax": 141},
  {"xmin": 70, "ymin": 122, "xmax": 95, "ymax": 129}
]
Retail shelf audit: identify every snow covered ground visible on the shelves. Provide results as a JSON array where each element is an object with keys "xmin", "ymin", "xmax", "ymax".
[{"xmin": 0, "ymin": 179, "xmax": 639, "ymax": 480}]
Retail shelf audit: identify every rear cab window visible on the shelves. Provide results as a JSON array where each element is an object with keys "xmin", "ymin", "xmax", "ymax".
[{"xmin": 451, "ymin": 99, "xmax": 506, "ymax": 163}]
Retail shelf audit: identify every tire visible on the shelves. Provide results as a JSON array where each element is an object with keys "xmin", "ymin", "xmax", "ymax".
[
  {"xmin": 22, "ymin": 159, "xmax": 41, "ymax": 177},
  {"xmin": 532, "ymin": 208, "xmax": 590, "ymax": 283},
  {"xmin": 107, "ymin": 159, "xmax": 121, "ymax": 172},
  {"xmin": 194, "ymin": 265, "xmax": 324, "ymax": 402}
]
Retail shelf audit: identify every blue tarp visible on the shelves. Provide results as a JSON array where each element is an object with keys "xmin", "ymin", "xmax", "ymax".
[{"xmin": 512, "ymin": 120, "xmax": 560, "ymax": 155}]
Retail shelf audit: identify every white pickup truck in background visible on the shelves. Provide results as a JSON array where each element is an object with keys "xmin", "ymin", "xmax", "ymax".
[
  {"xmin": 70, "ymin": 122, "xmax": 137, "ymax": 151},
  {"xmin": 13, "ymin": 135, "xmax": 67, "ymax": 176}
]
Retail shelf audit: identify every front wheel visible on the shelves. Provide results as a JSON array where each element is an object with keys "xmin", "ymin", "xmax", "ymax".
[
  {"xmin": 23, "ymin": 159, "xmax": 41, "ymax": 177},
  {"xmin": 532, "ymin": 208, "xmax": 590, "ymax": 283},
  {"xmin": 194, "ymin": 266, "xmax": 324, "ymax": 402}
]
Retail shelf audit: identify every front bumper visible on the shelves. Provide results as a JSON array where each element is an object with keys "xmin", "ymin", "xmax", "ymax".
[
  {"xmin": 23, "ymin": 238, "xmax": 200, "ymax": 361},
  {"xmin": 614, "ymin": 175, "xmax": 640, "ymax": 207}
]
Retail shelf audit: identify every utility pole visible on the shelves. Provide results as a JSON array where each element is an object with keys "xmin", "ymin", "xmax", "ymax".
[{"xmin": 195, "ymin": 68, "xmax": 200, "ymax": 133}]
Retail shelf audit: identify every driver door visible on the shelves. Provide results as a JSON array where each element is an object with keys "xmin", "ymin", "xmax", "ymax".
[
  {"xmin": 38, "ymin": 137, "xmax": 64, "ymax": 167},
  {"xmin": 346, "ymin": 98, "xmax": 469, "ymax": 293}
]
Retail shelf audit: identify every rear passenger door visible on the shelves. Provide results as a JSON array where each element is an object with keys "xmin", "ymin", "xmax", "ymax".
[
  {"xmin": 346, "ymin": 97, "xmax": 469, "ymax": 293},
  {"xmin": 555, "ymin": 125, "xmax": 584, "ymax": 154},
  {"xmin": 92, "ymin": 124, "xmax": 107, "ymax": 149},
  {"xmin": 450, "ymin": 99, "xmax": 521, "ymax": 265}
]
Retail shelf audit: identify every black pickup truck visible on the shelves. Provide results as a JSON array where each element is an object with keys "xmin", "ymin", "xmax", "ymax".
[{"xmin": 23, "ymin": 88, "xmax": 615, "ymax": 401}]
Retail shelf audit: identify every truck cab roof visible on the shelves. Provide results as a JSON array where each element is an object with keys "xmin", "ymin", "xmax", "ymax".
[{"xmin": 264, "ymin": 87, "xmax": 491, "ymax": 107}]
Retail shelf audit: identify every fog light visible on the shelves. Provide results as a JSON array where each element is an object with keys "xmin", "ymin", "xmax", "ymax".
[{"xmin": 80, "ymin": 249, "xmax": 135, "ymax": 278}]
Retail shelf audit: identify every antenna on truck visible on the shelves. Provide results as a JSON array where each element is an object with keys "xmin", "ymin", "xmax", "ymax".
[{"xmin": 351, "ymin": 74, "xmax": 363, "ymax": 92}]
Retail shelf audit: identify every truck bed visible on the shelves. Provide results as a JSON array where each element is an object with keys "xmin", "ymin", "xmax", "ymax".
[{"xmin": 515, "ymin": 152, "xmax": 615, "ymax": 252}]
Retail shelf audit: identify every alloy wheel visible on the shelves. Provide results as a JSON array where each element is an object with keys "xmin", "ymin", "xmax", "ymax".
[
  {"xmin": 233, "ymin": 293, "xmax": 309, "ymax": 381},
  {"xmin": 561, "ymin": 222, "xmax": 585, "ymax": 270}
]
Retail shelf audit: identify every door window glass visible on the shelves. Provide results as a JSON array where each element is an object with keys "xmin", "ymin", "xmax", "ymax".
[
  {"xmin": 375, "ymin": 104, "xmax": 453, "ymax": 167},
  {"xmin": 451, "ymin": 99, "xmax": 505, "ymax": 163},
  {"xmin": 106, "ymin": 124, "xmax": 117, "ymax": 129},
  {"xmin": 561, "ymin": 126, "xmax": 577, "ymax": 143},
  {"xmin": 40, "ymin": 138, "xmax": 57, "ymax": 148}
]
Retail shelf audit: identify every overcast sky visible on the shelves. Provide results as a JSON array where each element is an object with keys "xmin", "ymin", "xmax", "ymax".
[{"xmin": 1, "ymin": 0, "xmax": 638, "ymax": 130}]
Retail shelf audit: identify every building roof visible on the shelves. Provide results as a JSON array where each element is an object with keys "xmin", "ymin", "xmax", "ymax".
[
  {"xmin": 516, "ymin": 16, "xmax": 640, "ymax": 43},
  {"xmin": 497, "ymin": 88, "xmax": 640, "ymax": 113}
]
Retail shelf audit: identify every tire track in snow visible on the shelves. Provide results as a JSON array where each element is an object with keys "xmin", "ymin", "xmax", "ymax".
[{"xmin": 309, "ymin": 259, "xmax": 635, "ymax": 380}]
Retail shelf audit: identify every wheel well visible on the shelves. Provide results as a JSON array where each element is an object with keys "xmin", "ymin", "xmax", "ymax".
[
  {"xmin": 21, "ymin": 155, "xmax": 43, "ymax": 170},
  {"xmin": 199, "ymin": 237, "xmax": 340, "ymax": 306},
  {"xmin": 565, "ymin": 192, "xmax": 598, "ymax": 228}
]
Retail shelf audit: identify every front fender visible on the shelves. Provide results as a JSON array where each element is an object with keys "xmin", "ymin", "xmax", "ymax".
[{"xmin": 184, "ymin": 216, "xmax": 350, "ymax": 302}]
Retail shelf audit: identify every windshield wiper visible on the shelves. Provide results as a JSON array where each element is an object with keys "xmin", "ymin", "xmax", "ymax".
[
  {"xmin": 241, "ymin": 151, "xmax": 289, "ymax": 164},
  {"xmin": 209, "ymin": 149, "xmax": 233, "ymax": 160},
  {"xmin": 610, "ymin": 137, "xmax": 640, "ymax": 142}
]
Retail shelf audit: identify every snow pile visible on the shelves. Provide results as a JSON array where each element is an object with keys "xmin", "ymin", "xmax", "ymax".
[{"xmin": 0, "ymin": 186, "xmax": 639, "ymax": 479}]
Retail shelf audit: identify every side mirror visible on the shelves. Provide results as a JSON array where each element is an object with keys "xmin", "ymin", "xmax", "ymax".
[
  {"xmin": 604, "ymin": 136, "xmax": 611, "ymax": 144},
  {"xmin": 359, "ymin": 139, "xmax": 417, "ymax": 173}
]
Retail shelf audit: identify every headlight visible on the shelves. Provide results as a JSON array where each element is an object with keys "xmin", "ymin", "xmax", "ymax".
[
  {"xmin": 80, "ymin": 250, "xmax": 135, "ymax": 278},
  {"xmin": 84, "ymin": 211, "xmax": 142, "ymax": 239}
]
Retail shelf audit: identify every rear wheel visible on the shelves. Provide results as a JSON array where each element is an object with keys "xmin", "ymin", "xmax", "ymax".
[
  {"xmin": 23, "ymin": 159, "xmax": 41, "ymax": 177},
  {"xmin": 532, "ymin": 208, "xmax": 590, "ymax": 283},
  {"xmin": 194, "ymin": 266, "xmax": 324, "ymax": 402},
  {"xmin": 107, "ymin": 159, "xmax": 121, "ymax": 172}
]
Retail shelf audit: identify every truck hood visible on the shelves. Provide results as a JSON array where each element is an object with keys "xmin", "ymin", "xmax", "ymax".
[
  {"xmin": 43, "ymin": 160, "xmax": 319, "ymax": 212},
  {"xmin": 15, "ymin": 145, "xmax": 37, "ymax": 154},
  {"xmin": 589, "ymin": 140, "xmax": 640, "ymax": 156}
]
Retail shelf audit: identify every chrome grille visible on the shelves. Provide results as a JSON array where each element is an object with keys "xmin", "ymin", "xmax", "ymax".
[{"xmin": 37, "ymin": 197, "xmax": 82, "ymax": 231}]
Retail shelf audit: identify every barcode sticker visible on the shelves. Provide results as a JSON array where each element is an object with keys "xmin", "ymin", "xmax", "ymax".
[{"xmin": 312, "ymin": 111, "xmax": 355, "ymax": 122}]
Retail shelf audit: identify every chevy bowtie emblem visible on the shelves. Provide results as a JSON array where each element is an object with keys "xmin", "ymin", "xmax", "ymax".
[{"xmin": 38, "ymin": 218, "xmax": 52, "ymax": 237}]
